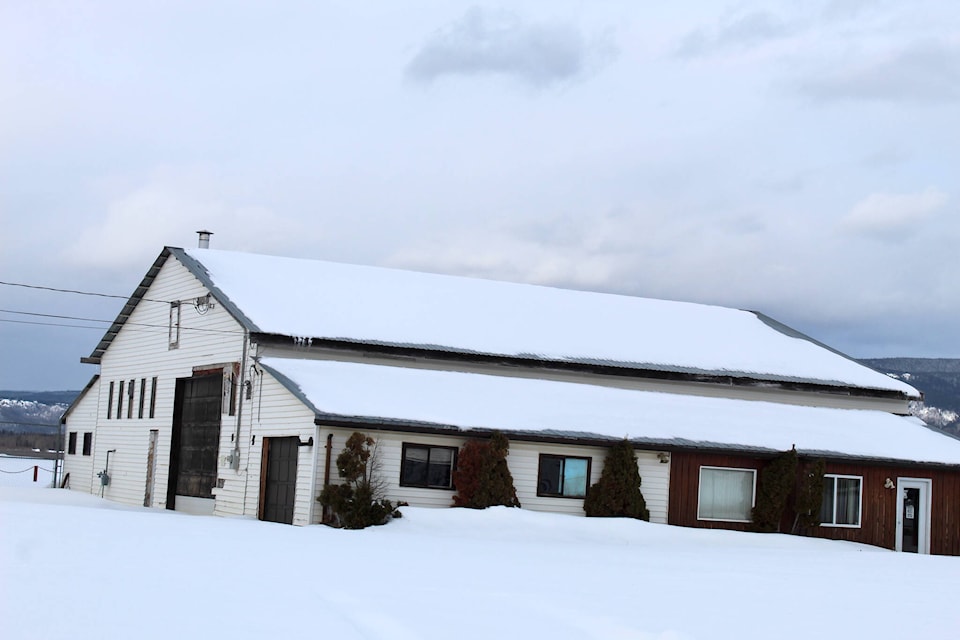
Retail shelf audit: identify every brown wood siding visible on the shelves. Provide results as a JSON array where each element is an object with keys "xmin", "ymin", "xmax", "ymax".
[
  {"xmin": 668, "ymin": 453, "xmax": 764, "ymax": 532},
  {"xmin": 669, "ymin": 451, "xmax": 960, "ymax": 555}
]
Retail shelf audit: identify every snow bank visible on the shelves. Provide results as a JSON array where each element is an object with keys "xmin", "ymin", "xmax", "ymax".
[
  {"xmin": 3, "ymin": 488, "xmax": 958, "ymax": 640},
  {"xmin": 0, "ymin": 456, "xmax": 55, "ymax": 488}
]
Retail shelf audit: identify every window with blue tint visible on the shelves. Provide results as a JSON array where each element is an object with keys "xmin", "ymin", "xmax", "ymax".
[
  {"xmin": 400, "ymin": 443, "xmax": 457, "ymax": 489},
  {"xmin": 537, "ymin": 454, "xmax": 591, "ymax": 498}
]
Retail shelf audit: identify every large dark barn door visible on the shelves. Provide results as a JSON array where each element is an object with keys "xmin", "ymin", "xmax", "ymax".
[
  {"xmin": 260, "ymin": 437, "xmax": 299, "ymax": 524},
  {"xmin": 167, "ymin": 374, "xmax": 222, "ymax": 510}
]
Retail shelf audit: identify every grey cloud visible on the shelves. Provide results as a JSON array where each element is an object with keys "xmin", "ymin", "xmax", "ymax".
[
  {"xmin": 405, "ymin": 7, "xmax": 616, "ymax": 87},
  {"xmin": 840, "ymin": 188, "xmax": 948, "ymax": 241},
  {"xmin": 800, "ymin": 41, "xmax": 960, "ymax": 103},
  {"xmin": 676, "ymin": 11, "xmax": 795, "ymax": 58}
]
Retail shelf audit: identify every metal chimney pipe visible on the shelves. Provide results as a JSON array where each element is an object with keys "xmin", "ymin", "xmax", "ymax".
[{"xmin": 196, "ymin": 230, "xmax": 213, "ymax": 249}]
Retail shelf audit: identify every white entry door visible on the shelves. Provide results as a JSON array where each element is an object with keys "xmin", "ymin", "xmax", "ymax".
[{"xmin": 896, "ymin": 478, "xmax": 932, "ymax": 554}]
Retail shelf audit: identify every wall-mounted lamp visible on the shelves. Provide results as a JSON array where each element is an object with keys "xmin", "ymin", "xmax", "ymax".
[
  {"xmin": 657, "ymin": 452, "xmax": 670, "ymax": 464},
  {"xmin": 299, "ymin": 436, "xmax": 314, "ymax": 447},
  {"xmin": 194, "ymin": 294, "xmax": 215, "ymax": 315},
  {"xmin": 884, "ymin": 478, "xmax": 895, "ymax": 489}
]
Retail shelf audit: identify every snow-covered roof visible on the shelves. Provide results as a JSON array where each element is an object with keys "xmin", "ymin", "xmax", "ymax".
[
  {"xmin": 261, "ymin": 357, "xmax": 960, "ymax": 466},
  {"xmin": 176, "ymin": 247, "xmax": 916, "ymax": 396}
]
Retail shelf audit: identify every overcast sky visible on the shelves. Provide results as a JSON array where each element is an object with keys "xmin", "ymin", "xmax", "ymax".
[{"xmin": 2, "ymin": 1, "xmax": 959, "ymax": 391}]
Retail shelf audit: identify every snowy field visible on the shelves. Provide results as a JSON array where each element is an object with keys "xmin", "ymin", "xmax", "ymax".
[
  {"xmin": 0, "ymin": 455, "xmax": 55, "ymax": 488},
  {"xmin": 3, "ymin": 476, "xmax": 959, "ymax": 640}
]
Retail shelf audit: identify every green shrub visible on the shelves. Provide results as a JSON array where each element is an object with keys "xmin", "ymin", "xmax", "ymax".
[
  {"xmin": 318, "ymin": 432, "xmax": 400, "ymax": 528},
  {"xmin": 792, "ymin": 458, "xmax": 826, "ymax": 533},
  {"xmin": 583, "ymin": 439, "xmax": 650, "ymax": 520},
  {"xmin": 452, "ymin": 431, "xmax": 521, "ymax": 508},
  {"xmin": 751, "ymin": 447, "xmax": 798, "ymax": 532}
]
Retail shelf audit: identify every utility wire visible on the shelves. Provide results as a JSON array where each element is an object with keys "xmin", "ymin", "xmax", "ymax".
[
  {"xmin": 0, "ymin": 308, "xmax": 244, "ymax": 335},
  {"xmin": 0, "ymin": 318, "xmax": 107, "ymax": 330},
  {"xmin": 0, "ymin": 309, "xmax": 113, "ymax": 323},
  {"xmin": 0, "ymin": 280, "xmax": 168, "ymax": 304}
]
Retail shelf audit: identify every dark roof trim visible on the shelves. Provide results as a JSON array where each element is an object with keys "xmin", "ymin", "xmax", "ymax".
[
  {"xmin": 60, "ymin": 374, "xmax": 100, "ymax": 424},
  {"xmin": 257, "ymin": 359, "xmax": 321, "ymax": 415},
  {"xmin": 253, "ymin": 332, "xmax": 915, "ymax": 401},
  {"xmin": 311, "ymin": 412, "xmax": 960, "ymax": 471},
  {"xmin": 81, "ymin": 247, "xmax": 259, "ymax": 364},
  {"xmin": 82, "ymin": 250, "xmax": 173, "ymax": 364},
  {"xmin": 167, "ymin": 247, "xmax": 259, "ymax": 333}
]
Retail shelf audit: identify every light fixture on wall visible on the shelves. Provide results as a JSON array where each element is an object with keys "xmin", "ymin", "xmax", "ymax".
[
  {"xmin": 884, "ymin": 478, "xmax": 895, "ymax": 489},
  {"xmin": 194, "ymin": 294, "xmax": 215, "ymax": 315},
  {"xmin": 658, "ymin": 452, "xmax": 670, "ymax": 464}
]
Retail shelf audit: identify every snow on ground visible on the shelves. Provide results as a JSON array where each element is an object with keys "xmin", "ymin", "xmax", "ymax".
[
  {"xmin": 0, "ymin": 455, "xmax": 54, "ymax": 488},
  {"xmin": 3, "ymin": 484, "xmax": 959, "ymax": 640}
]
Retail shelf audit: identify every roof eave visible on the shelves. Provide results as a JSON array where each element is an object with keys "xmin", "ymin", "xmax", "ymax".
[
  {"xmin": 310, "ymin": 412, "xmax": 960, "ymax": 469},
  {"xmin": 252, "ymin": 332, "xmax": 918, "ymax": 402},
  {"xmin": 81, "ymin": 247, "xmax": 262, "ymax": 365}
]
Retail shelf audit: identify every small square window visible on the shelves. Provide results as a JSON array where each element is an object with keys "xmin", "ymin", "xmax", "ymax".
[
  {"xmin": 67, "ymin": 432, "xmax": 77, "ymax": 455},
  {"xmin": 698, "ymin": 466, "xmax": 756, "ymax": 522},
  {"xmin": 400, "ymin": 444, "xmax": 457, "ymax": 489},
  {"xmin": 820, "ymin": 475, "xmax": 862, "ymax": 527},
  {"xmin": 537, "ymin": 454, "xmax": 590, "ymax": 498},
  {"xmin": 82, "ymin": 432, "xmax": 93, "ymax": 456}
]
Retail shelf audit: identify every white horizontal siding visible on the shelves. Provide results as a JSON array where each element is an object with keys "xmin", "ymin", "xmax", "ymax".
[
  {"xmin": 317, "ymin": 427, "xmax": 670, "ymax": 522},
  {"xmin": 73, "ymin": 256, "xmax": 247, "ymax": 511},
  {"xmin": 228, "ymin": 370, "xmax": 318, "ymax": 525},
  {"xmin": 61, "ymin": 378, "xmax": 100, "ymax": 494}
]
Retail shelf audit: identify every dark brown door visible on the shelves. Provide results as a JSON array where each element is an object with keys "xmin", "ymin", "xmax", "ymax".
[
  {"xmin": 167, "ymin": 374, "xmax": 222, "ymax": 509},
  {"xmin": 261, "ymin": 437, "xmax": 299, "ymax": 524}
]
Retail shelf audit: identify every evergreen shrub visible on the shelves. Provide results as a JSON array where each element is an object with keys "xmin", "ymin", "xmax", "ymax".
[
  {"xmin": 751, "ymin": 447, "xmax": 798, "ymax": 532},
  {"xmin": 318, "ymin": 432, "xmax": 400, "ymax": 528},
  {"xmin": 583, "ymin": 439, "xmax": 650, "ymax": 520},
  {"xmin": 452, "ymin": 431, "xmax": 521, "ymax": 508},
  {"xmin": 793, "ymin": 458, "xmax": 826, "ymax": 533}
]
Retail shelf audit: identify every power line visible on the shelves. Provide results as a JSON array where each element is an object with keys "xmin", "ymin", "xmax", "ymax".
[
  {"xmin": 0, "ymin": 310, "xmax": 243, "ymax": 335},
  {"xmin": 0, "ymin": 318, "xmax": 107, "ymax": 330},
  {"xmin": 0, "ymin": 280, "xmax": 168, "ymax": 304},
  {"xmin": 0, "ymin": 309, "xmax": 113, "ymax": 324}
]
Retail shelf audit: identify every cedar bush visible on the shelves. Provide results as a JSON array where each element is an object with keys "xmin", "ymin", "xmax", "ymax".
[
  {"xmin": 751, "ymin": 447, "xmax": 798, "ymax": 532},
  {"xmin": 792, "ymin": 458, "xmax": 826, "ymax": 533},
  {"xmin": 452, "ymin": 431, "xmax": 521, "ymax": 508},
  {"xmin": 318, "ymin": 432, "xmax": 400, "ymax": 528},
  {"xmin": 583, "ymin": 439, "xmax": 649, "ymax": 520}
]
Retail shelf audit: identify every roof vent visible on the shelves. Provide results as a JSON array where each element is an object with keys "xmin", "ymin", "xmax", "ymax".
[{"xmin": 196, "ymin": 230, "xmax": 213, "ymax": 249}]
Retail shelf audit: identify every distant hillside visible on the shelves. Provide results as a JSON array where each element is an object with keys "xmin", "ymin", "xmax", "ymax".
[
  {"xmin": 0, "ymin": 391, "xmax": 77, "ymax": 456},
  {"xmin": 858, "ymin": 358, "xmax": 960, "ymax": 435},
  {"xmin": 0, "ymin": 391, "xmax": 78, "ymax": 433}
]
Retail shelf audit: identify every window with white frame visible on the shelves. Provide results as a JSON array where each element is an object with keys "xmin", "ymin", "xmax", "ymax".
[
  {"xmin": 537, "ymin": 454, "xmax": 590, "ymax": 498},
  {"xmin": 819, "ymin": 474, "xmax": 862, "ymax": 527},
  {"xmin": 697, "ymin": 466, "xmax": 756, "ymax": 522},
  {"xmin": 400, "ymin": 443, "xmax": 457, "ymax": 489}
]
